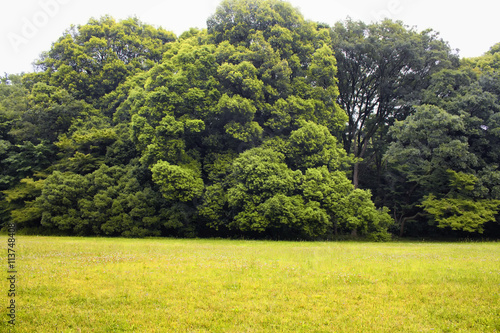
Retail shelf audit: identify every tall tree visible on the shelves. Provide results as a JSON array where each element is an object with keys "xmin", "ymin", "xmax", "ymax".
[
  {"xmin": 331, "ymin": 19, "xmax": 459, "ymax": 189},
  {"xmin": 385, "ymin": 47, "xmax": 500, "ymax": 236},
  {"xmin": 23, "ymin": 16, "xmax": 176, "ymax": 109}
]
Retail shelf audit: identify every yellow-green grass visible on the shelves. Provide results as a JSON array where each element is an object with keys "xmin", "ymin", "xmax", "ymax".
[{"xmin": 2, "ymin": 236, "xmax": 499, "ymax": 332}]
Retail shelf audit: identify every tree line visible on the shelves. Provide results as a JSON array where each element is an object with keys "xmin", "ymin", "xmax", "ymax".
[{"xmin": 1, "ymin": 0, "xmax": 499, "ymax": 240}]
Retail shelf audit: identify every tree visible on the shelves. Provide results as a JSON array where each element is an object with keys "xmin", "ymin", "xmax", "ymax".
[
  {"xmin": 200, "ymin": 124, "xmax": 392, "ymax": 239},
  {"xmin": 223, "ymin": 147, "xmax": 314, "ymax": 237},
  {"xmin": 151, "ymin": 161, "xmax": 204, "ymax": 203},
  {"xmin": 123, "ymin": 3, "xmax": 352, "ymax": 239},
  {"xmin": 0, "ymin": 74, "xmax": 28, "ymax": 142},
  {"xmin": 208, "ymin": 0, "xmax": 347, "ymax": 134},
  {"xmin": 385, "ymin": 105, "xmax": 478, "ymax": 235},
  {"xmin": 301, "ymin": 166, "xmax": 392, "ymax": 239},
  {"xmin": 284, "ymin": 121, "xmax": 351, "ymax": 172},
  {"xmin": 331, "ymin": 19, "xmax": 459, "ymax": 189},
  {"xmin": 8, "ymin": 82, "xmax": 98, "ymax": 144},
  {"xmin": 28, "ymin": 164, "xmax": 170, "ymax": 237},
  {"xmin": 386, "ymin": 49, "xmax": 500, "ymax": 236},
  {"xmin": 24, "ymin": 16, "xmax": 176, "ymax": 108},
  {"xmin": 36, "ymin": 171, "xmax": 90, "ymax": 234},
  {"xmin": 207, "ymin": 0, "xmax": 305, "ymax": 45},
  {"xmin": 54, "ymin": 115, "xmax": 121, "ymax": 174},
  {"xmin": 1, "ymin": 141, "xmax": 55, "ymax": 185},
  {"xmin": 421, "ymin": 171, "xmax": 500, "ymax": 233},
  {"xmin": 2, "ymin": 176, "xmax": 45, "ymax": 229}
]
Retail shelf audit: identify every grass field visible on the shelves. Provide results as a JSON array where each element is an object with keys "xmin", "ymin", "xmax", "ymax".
[{"xmin": 1, "ymin": 236, "xmax": 499, "ymax": 332}]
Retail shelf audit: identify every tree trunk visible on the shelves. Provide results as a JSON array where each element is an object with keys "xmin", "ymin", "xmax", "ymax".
[
  {"xmin": 352, "ymin": 136, "xmax": 368, "ymax": 189},
  {"xmin": 399, "ymin": 217, "xmax": 406, "ymax": 237},
  {"xmin": 353, "ymin": 161, "xmax": 359, "ymax": 189},
  {"xmin": 398, "ymin": 212, "xmax": 423, "ymax": 237}
]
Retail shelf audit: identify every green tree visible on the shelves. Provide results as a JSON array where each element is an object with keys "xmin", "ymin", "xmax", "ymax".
[
  {"xmin": 1, "ymin": 141, "xmax": 55, "ymax": 186},
  {"xmin": 0, "ymin": 74, "xmax": 28, "ymax": 141},
  {"xmin": 2, "ymin": 175, "xmax": 45, "ymax": 229},
  {"xmin": 421, "ymin": 170, "xmax": 500, "ymax": 233},
  {"xmin": 301, "ymin": 166, "xmax": 392, "ymax": 239},
  {"xmin": 24, "ymin": 16, "xmax": 176, "ymax": 108},
  {"xmin": 200, "ymin": 131, "xmax": 392, "ymax": 239},
  {"xmin": 8, "ymin": 82, "xmax": 98, "ymax": 144},
  {"xmin": 207, "ymin": 0, "xmax": 304, "ymax": 45},
  {"xmin": 30, "ymin": 164, "xmax": 169, "ymax": 237},
  {"xmin": 385, "ymin": 105, "xmax": 478, "ymax": 235},
  {"xmin": 201, "ymin": 147, "xmax": 323, "ymax": 238},
  {"xmin": 284, "ymin": 121, "xmax": 351, "ymax": 172},
  {"xmin": 151, "ymin": 161, "xmax": 204, "ymax": 203},
  {"xmin": 54, "ymin": 115, "xmax": 121, "ymax": 174},
  {"xmin": 36, "ymin": 171, "xmax": 90, "ymax": 234},
  {"xmin": 386, "ymin": 48, "xmax": 500, "ymax": 236},
  {"xmin": 331, "ymin": 19, "xmax": 459, "ymax": 189}
]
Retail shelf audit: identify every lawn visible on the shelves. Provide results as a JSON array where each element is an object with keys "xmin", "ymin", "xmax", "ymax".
[{"xmin": 2, "ymin": 236, "xmax": 499, "ymax": 332}]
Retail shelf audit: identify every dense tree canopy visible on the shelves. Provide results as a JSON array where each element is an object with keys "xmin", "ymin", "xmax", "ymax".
[
  {"xmin": 331, "ymin": 19, "xmax": 459, "ymax": 189},
  {"xmin": 1, "ymin": 0, "xmax": 499, "ymax": 240},
  {"xmin": 385, "ymin": 49, "xmax": 500, "ymax": 236},
  {"xmin": 26, "ymin": 16, "xmax": 176, "ymax": 108}
]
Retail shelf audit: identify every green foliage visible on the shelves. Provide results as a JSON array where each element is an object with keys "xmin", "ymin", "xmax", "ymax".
[
  {"xmin": 419, "ymin": 170, "xmax": 500, "ymax": 233},
  {"xmin": 15, "ymin": 83, "xmax": 98, "ymax": 142},
  {"xmin": 151, "ymin": 161, "xmax": 204, "ymax": 202},
  {"xmin": 80, "ymin": 165, "xmax": 166, "ymax": 237},
  {"xmin": 26, "ymin": 16, "xmax": 176, "ymax": 107},
  {"xmin": 223, "ymin": 148, "xmax": 300, "ymax": 225},
  {"xmin": 0, "ymin": 74, "xmax": 28, "ymax": 141},
  {"xmin": 24, "ymin": 164, "xmax": 170, "ymax": 237},
  {"xmin": 332, "ymin": 19, "xmax": 459, "ymax": 188},
  {"xmin": 37, "ymin": 171, "xmax": 90, "ymax": 233},
  {"xmin": 421, "ymin": 194, "xmax": 500, "ymax": 233},
  {"xmin": 257, "ymin": 194, "xmax": 330, "ymax": 238},
  {"xmin": 207, "ymin": 0, "xmax": 304, "ymax": 45},
  {"xmin": 15, "ymin": 0, "xmax": 500, "ymax": 239},
  {"xmin": 2, "ymin": 176, "xmax": 45, "ymax": 228},
  {"xmin": 285, "ymin": 121, "xmax": 352, "ymax": 171},
  {"xmin": 387, "ymin": 105, "xmax": 476, "ymax": 191},
  {"xmin": 301, "ymin": 166, "xmax": 392, "ymax": 237},
  {"xmin": 0, "ymin": 141, "xmax": 55, "ymax": 188},
  {"xmin": 199, "ymin": 143, "xmax": 392, "ymax": 239},
  {"xmin": 336, "ymin": 189, "xmax": 393, "ymax": 235},
  {"xmin": 386, "ymin": 49, "xmax": 500, "ymax": 236}
]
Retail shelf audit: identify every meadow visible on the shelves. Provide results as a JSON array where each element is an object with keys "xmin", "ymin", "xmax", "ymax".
[{"xmin": 1, "ymin": 236, "xmax": 499, "ymax": 332}]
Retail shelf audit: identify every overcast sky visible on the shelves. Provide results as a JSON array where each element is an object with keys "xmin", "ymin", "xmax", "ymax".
[{"xmin": 1, "ymin": 0, "xmax": 498, "ymax": 75}]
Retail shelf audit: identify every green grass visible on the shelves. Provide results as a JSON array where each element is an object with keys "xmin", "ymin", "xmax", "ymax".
[{"xmin": 2, "ymin": 236, "xmax": 499, "ymax": 332}]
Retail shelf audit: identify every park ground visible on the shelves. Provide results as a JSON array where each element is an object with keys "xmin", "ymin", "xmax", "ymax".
[{"xmin": 1, "ymin": 236, "xmax": 499, "ymax": 332}]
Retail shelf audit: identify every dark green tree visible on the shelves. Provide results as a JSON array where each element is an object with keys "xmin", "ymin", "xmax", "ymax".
[
  {"xmin": 331, "ymin": 19, "xmax": 459, "ymax": 189},
  {"xmin": 26, "ymin": 164, "xmax": 169, "ymax": 237},
  {"xmin": 200, "ymin": 124, "xmax": 392, "ymax": 239},
  {"xmin": 386, "ymin": 48, "xmax": 500, "ymax": 236}
]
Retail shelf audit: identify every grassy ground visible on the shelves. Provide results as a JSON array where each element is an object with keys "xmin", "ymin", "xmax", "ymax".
[{"xmin": 1, "ymin": 236, "xmax": 499, "ymax": 332}]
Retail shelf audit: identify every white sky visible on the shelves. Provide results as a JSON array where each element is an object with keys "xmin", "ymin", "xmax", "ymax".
[{"xmin": 1, "ymin": 0, "xmax": 498, "ymax": 75}]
